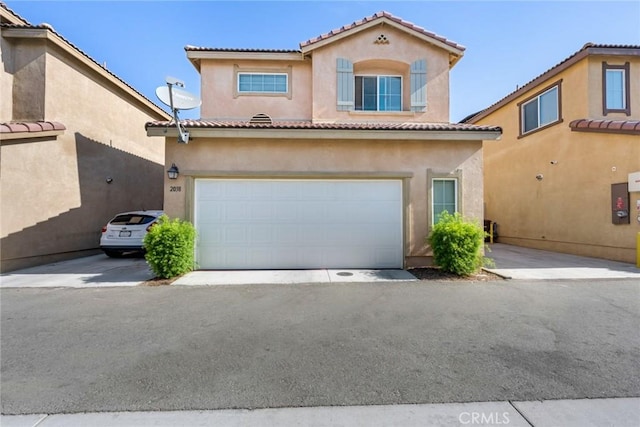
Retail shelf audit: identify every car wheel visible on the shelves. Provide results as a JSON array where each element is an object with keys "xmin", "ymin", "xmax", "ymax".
[{"xmin": 104, "ymin": 250, "xmax": 124, "ymax": 258}]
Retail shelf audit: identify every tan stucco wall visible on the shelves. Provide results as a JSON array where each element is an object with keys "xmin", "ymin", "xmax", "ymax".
[
  {"xmin": 0, "ymin": 35, "xmax": 15, "ymax": 120},
  {"xmin": 4, "ymin": 38, "xmax": 47, "ymax": 121},
  {"xmin": 199, "ymin": 59, "xmax": 312, "ymax": 121},
  {"xmin": 1, "ymin": 37, "xmax": 167, "ymax": 272},
  {"xmin": 477, "ymin": 55, "xmax": 640, "ymax": 263},
  {"xmin": 310, "ymin": 25, "xmax": 451, "ymax": 123},
  {"xmin": 163, "ymin": 137, "xmax": 483, "ymax": 266}
]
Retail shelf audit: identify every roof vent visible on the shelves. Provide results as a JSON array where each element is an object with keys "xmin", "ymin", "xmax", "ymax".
[{"xmin": 250, "ymin": 113, "xmax": 273, "ymax": 124}]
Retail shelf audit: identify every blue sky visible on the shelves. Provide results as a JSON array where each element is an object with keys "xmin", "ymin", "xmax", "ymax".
[{"xmin": 5, "ymin": 0, "xmax": 640, "ymax": 121}]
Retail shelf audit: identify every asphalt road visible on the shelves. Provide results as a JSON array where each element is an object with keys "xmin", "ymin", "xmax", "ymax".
[{"xmin": 2, "ymin": 279, "xmax": 639, "ymax": 415}]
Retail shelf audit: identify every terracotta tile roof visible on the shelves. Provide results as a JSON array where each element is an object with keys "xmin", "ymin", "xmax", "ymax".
[
  {"xmin": 569, "ymin": 119, "xmax": 640, "ymax": 135},
  {"xmin": 146, "ymin": 119, "xmax": 500, "ymax": 133},
  {"xmin": 1, "ymin": 121, "xmax": 66, "ymax": 134},
  {"xmin": 185, "ymin": 46, "xmax": 301, "ymax": 54},
  {"xmin": 462, "ymin": 43, "xmax": 640, "ymax": 124},
  {"xmin": 0, "ymin": 23, "xmax": 169, "ymax": 119},
  {"xmin": 299, "ymin": 11, "xmax": 465, "ymax": 52},
  {"xmin": 0, "ymin": 2, "xmax": 29, "ymax": 24}
]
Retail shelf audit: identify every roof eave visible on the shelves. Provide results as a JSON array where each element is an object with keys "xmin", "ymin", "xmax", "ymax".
[
  {"xmin": 185, "ymin": 50, "xmax": 305, "ymax": 73},
  {"xmin": 147, "ymin": 126, "xmax": 501, "ymax": 141},
  {"xmin": 0, "ymin": 129, "xmax": 65, "ymax": 141}
]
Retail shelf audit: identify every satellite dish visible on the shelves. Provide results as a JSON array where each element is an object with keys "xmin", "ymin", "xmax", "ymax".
[
  {"xmin": 155, "ymin": 86, "xmax": 201, "ymax": 110},
  {"xmin": 155, "ymin": 77, "xmax": 201, "ymax": 144}
]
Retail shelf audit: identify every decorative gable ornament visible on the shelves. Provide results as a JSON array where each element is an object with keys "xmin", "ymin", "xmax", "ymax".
[{"xmin": 374, "ymin": 34, "xmax": 389, "ymax": 44}]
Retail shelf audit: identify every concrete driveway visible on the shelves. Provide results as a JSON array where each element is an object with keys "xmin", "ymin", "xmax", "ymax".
[
  {"xmin": 486, "ymin": 243, "xmax": 640, "ymax": 280},
  {"xmin": 2, "ymin": 243, "xmax": 639, "ymax": 288},
  {"xmin": 0, "ymin": 254, "xmax": 154, "ymax": 288}
]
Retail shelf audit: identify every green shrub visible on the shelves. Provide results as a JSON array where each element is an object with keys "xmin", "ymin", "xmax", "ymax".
[
  {"xmin": 427, "ymin": 211, "xmax": 486, "ymax": 276},
  {"xmin": 143, "ymin": 215, "xmax": 196, "ymax": 279}
]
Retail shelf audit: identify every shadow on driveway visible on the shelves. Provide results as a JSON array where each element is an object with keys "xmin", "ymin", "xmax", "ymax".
[{"xmin": 0, "ymin": 254, "xmax": 153, "ymax": 288}]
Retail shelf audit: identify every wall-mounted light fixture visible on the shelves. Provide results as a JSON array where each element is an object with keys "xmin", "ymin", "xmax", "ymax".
[
  {"xmin": 536, "ymin": 174, "xmax": 544, "ymax": 181},
  {"xmin": 167, "ymin": 163, "xmax": 179, "ymax": 180},
  {"xmin": 106, "ymin": 177, "xmax": 113, "ymax": 184}
]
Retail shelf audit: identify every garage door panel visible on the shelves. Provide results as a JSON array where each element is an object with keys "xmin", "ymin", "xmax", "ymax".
[
  {"xmin": 273, "ymin": 202, "xmax": 299, "ymax": 222},
  {"xmin": 195, "ymin": 179, "xmax": 403, "ymax": 269},
  {"xmin": 247, "ymin": 247, "xmax": 273, "ymax": 266},
  {"xmin": 196, "ymin": 201, "xmax": 223, "ymax": 222},
  {"xmin": 247, "ymin": 182, "xmax": 273, "ymax": 200},
  {"xmin": 224, "ymin": 226, "xmax": 248, "ymax": 244},
  {"xmin": 275, "ymin": 181, "xmax": 303, "ymax": 200},
  {"xmin": 251, "ymin": 202, "xmax": 275, "ymax": 221},
  {"xmin": 250, "ymin": 225, "xmax": 273, "ymax": 244},
  {"xmin": 196, "ymin": 224, "xmax": 223, "ymax": 242},
  {"xmin": 295, "ymin": 202, "xmax": 327, "ymax": 222},
  {"xmin": 272, "ymin": 224, "xmax": 299, "ymax": 243}
]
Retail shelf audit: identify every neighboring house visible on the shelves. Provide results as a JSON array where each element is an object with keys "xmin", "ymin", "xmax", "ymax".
[
  {"xmin": 464, "ymin": 44, "xmax": 640, "ymax": 264},
  {"xmin": 146, "ymin": 11, "xmax": 501, "ymax": 270},
  {"xmin": 0, "ymin": 3, "xmax": 171, "ymax": 272}
]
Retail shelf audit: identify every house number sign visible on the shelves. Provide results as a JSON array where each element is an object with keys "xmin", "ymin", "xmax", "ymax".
[{"xmin": 169, "ymin": 186, "xmax": 182, "ymax": 192}]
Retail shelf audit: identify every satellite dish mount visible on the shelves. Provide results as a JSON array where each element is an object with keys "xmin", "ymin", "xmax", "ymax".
[{"xmin": 156, "ymin": 76, "xmax": 201, "ymax": 144}]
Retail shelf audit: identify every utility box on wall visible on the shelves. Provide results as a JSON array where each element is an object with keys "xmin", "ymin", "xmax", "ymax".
[
  {"xmin": 611, "ymin": 183, "xmax": 630, "ymax": 225},
  {"xmin": 629, "ymin": 172, "xmax": 640, "ymax": 226}
]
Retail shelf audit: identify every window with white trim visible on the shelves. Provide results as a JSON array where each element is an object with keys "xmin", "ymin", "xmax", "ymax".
[
  {"xmin": 521, "ymin": 85, "xmax": 560, "ymax": 135},
  {"xmin": 605, "ymin": 70, "xmax": 625, "ymax": 109},
  {"xmin": 432, "ymin": 178, "xmax": 458, "ymax": 224},
  {"xmin": 238, "ymin": 73, "xmax": 288, "ymax": 94},
  {"xmin": 603, "ymin": 62, "xmax": 630, "ymax": 115},
  {"xmin": 354, "ymin": 75, "xmax": 402, "ymax": 111}
]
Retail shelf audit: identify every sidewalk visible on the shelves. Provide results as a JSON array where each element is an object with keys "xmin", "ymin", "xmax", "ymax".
[{"xmin": 3, "ymin": 397, "xmax": 639, "ymax": 426}]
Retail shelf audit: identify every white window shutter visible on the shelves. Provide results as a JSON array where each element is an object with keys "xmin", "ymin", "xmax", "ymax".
[
  {"xmin": 336, "ymin": 58, "xmax": 354, "ymax": 111},
  {"xmin": 410, "ymin": 59, "xmax": 427, "ymax": 112}
]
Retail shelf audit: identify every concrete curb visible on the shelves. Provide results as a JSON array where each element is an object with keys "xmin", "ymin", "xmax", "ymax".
[{"xmin": 2, "ymin": 398, "xmax": 638, "ymax": 427}]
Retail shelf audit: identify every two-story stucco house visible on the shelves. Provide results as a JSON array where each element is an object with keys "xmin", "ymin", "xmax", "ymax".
[
  {"xmin": 1, "ymin": 3, "xmax": 170, "ymax": 272},
  {"xmin": 146, "ymin": 11, "xmax": 502, "ymax": 270},
  {"xmin": 465, "ymin": 44, "xmax": 640, "ymax": 264}
]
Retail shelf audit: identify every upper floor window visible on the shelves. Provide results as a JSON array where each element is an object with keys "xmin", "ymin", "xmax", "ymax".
[
  {"xmin": 519, "ymin": 81, "xmax": 562, "ymax": 136},
  {"xmin": 355, "ymin": 75, "xmax": 402, "ymax": 111},
  {"xmin": 336, "ymin": 58, "xmax": 426, "ymax": 112},
  {"xmin": 603, "ymin": 62, "xmax": 630, "ymax": 115},
  {"xmin": 238, "ymin": 73, "xmax": 288, "ymax": 94}
]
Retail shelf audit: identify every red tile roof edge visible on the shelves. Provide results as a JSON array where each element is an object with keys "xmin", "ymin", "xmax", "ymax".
[
  {"xmin": 0, "ymin": 121, "xmax": 66, "ymax": 134},
  {"xmin": 185, "ymin": 46, "xmax": 301, "ymax": 54},
  {"xmin": 569, "ymin": 118, "xmax": 640, "ymax": 134},
  {"xmin": 145, "ymin": 119, "xmax": 501, "ymax": 132},
  {"xmin": 0, "ymin": 2, "xmax": 30, "ymax": 24},
  {"xmin": 299, "ymin": 11, "xmax": 465, "ymax": 51}
]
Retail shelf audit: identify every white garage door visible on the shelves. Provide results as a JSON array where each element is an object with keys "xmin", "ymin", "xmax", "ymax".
[{"xmin": 194, "ymin": 179, "xmax": 403, "ymax": 269}]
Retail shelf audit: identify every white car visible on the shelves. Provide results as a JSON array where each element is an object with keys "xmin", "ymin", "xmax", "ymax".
[{"xmin": 100, "ymin": 210, "xmax": 163, "ymax": 257}]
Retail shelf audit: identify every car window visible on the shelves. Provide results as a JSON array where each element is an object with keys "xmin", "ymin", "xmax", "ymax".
[{"xmin": 110, "ymin": 214, "xmax": 156, "ymax": 225}]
